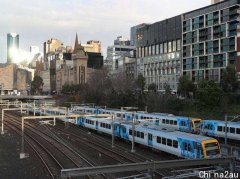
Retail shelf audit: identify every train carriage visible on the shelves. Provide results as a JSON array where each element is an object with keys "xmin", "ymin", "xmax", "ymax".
[
  {"xmin": 199, "ymin": 120, "xmax": 240, "ymax": 140},
  {"xmin": 77, "ymin": 115, "xmax": 220, "ymax": 159}
]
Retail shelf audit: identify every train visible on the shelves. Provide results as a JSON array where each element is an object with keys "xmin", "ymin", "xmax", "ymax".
[
  {"xmin": 71, "ymin": 106, "xmax": 240, "ymax": 141},
  {"xmin": 71, "ymin": 106, "xmax": 201, "ymax": 133},
  {"xmin": 199, "ymin": 120, "xmax": 240, "ymax": 141},
  {"xmin": 76, "ymin": 115, "xmax": 220, "ymax": 159},
  {"xmin": 22, "ymin": 104, "xmax": 221, "ymax": 159}
]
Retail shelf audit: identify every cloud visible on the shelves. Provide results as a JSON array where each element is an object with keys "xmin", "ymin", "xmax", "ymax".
[{"xmin": 0, "ymin": 0, "xmax": 210, "ymax": 63}]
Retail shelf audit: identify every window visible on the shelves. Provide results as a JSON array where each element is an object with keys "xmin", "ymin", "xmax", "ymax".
[
  {"xmin": 141, "ymin": 132, "xmax": 144, "ymax": 139},
  {"xmin": 174, "ymin": 121, "xmax": 177, "ymax": 125},
  {"xmin": 223, "ymin": 127, "xmax": 229, "ymax": 132},
  {"xmin": 217, "ymin": 126, "xmax": 223, "ymax": 132},
  {"xmin": 170, "ymin": 120, "xmax": 173, "ymax": 125},
  {"xmin": 168, "ymin": 42, "xmax": 172, "ymax": 53},
  {"xmin": 157, "ymin": 136, "xmax": 161, "ymax": 143},
  {"xmin": 177, "ymin": 40, "xmax": 181, "ymax": 51},
  {"xmin": 166, "ymin": 120, "xmax": 169, "ymax": 124},
  {"xmin": 230, "ymin": 127, "xmax": 235, "ymax": 134},
  {"xmin": 184, "ymin": 143, "xmax": 191, "ymax": 151},
  {"xmin": 167, "ymin": 139, "xmax": 172, "ymax": 146},
  {"xmin": 173, "ymin": 140, "xmax": 178, "ymax": 148},
  {"xmin": 162, "ymin": 137, "xmax": 166, "ymax": 145},
  {"xmin": 162, "ymin": 119, "xmax": 166, "ymax": 124},
  {"xmin": 129, "ymin": 129, "xmax": 132, "ymax": 135},
  {"xmin": 237, "ymin": 128, "xmax": 240, "ymax": 134},
  {"xmin": 137, "ymin": 131, "xmax": 140, "ymax": 137}
]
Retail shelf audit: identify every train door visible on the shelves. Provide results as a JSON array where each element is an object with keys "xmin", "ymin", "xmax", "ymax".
[
  {"xmin": 120, "ymin": 125, "xmax": 128, "ymax": 139},
  {"xmin": 148, "ymin": 133, "xmax": 153, "ymax": 146},
  {"xmin": 96, "ymin": 121, "xmax": 98, "ymax": 130},
  {"xmin": 180, "ymin": 141, "xmax": 194, "ymax": 158},
  {"xmin": 114, "ymin": 124, "xmax": 120, "ymax": 137}
]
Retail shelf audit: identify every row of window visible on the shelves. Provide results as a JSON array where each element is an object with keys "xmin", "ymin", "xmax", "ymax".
[
  {"xmin": 217, "ymin": 126, "xmax": 240, "ymax": 134},
  {"xmin": 100, "ymin": 122, "xmax": 111, "ymax": 129},
  {"xmin": 156, "ymin": 137, "xmax": 178, "ymax": 148},
  {"xmin": 183, "ymin": 6, "xmax": 239, "ymax": 32},
  {"xmin": 129, "ymin": 130, "xmax": 144, "ymax": 139},
  {"xmin": 137, "ymin": 40, "xmax": 181, "ymax": 58},
  {"xmin": 86, "ymin": 119, "xmax": 94, "ymax": 125},
  {"xmin": 162, "ymin": 119, "xmax": 177, "ymax": 125}
]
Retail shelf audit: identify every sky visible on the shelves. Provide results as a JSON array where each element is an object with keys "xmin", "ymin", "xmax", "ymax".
[{"xmin": 0, "ymin": 0, "xmax": 210, "ymax": 63}]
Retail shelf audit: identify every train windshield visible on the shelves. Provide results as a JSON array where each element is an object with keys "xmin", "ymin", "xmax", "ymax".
[{"xmin": 205, "ymin": 142, "xmax": 220, "ymax": 156}]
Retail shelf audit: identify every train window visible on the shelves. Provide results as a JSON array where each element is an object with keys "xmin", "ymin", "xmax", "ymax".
[
  {"xmin": 167, "ymin": 139, "xmax": 172, "ymax": 146},
  {"xmin": 129, "ymin": 129, "xmax": 132, "ymax": 135},
  {"xmin": 174, "ymin": 121, "xmax": 177, "ymax": 125},
  {"xmin": 217, "ymin": 126, "xmax": 222, "ymax": 132},
  {"xmin": 184, "ymin": 143, "xmax": 191, "ymax": 151},
  {"xmin": 181, "ymin": 121, "xmax": 186, "ymax": 126},
  {"xmin": 134, "ymin": 131, "xmax": 137, "ymax": 136},
  {"xmin": 223, "ymin": 127, "xmax": 229, "ymax": 132},
  {"xmin": 137, "ymin": 131, "xmax": 140, "ymax": 137},
  {"xmin": 123, "ymin": 114, "xmax": 125, "ymax": 118},
  {"xmin": 170, "ymin": 120, "xmax": 173, "ymax": 125},
  {"xmin": 230, "ymin": 127, "xmax": 235, "ymax": 134},
  {"xmin": 162, "ymin": 119, "xmax": 166, "ymax": 124},
  {"xmin": 166, "ymin": 120, "xmax": 169, "ymax": 124},
  {"xmin": 237, "ymin": 128, "xmax": 240, "ymax": 134},
  {"xmin": 162, "ymin": 137, "xmax": 166, "ymax": 145},
  {"xmin": 122, "ymin": 128, "xmax": 126, "ymax": 133},
  {"xmin": 157, "ymin": 137, "xmax": 161, "ymax": 143},
  {"xmin": 173, "ymin": 140, "xmax": 178, "ymax": 148},
  {"xmin": 141, "ymin": 132, "xmax": 144, "ymax": 139},
  {"xmin": 117, "ymin": 114, "xmax": 121, "ymax": 117},
  {"xmin": 141, "ymin": 116, "xmax": 144, "ymax": 119}
]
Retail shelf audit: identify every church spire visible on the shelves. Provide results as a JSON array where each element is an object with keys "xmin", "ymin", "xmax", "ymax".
[{"xmin": 74, "ymin": 33, "xmax": 79, "ymax": 53}]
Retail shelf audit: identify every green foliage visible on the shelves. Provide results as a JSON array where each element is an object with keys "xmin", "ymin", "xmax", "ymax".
[
  {"xmin": 221, "ymin": 65, "xmax": 239, "ymax": 92},
  {"xmin": 31, "ymin": 75, "xmax": 44, "ymax": 95},
  {"xmin": 148, "ymin": 83, "xmax": 157, "ymax": 92},
  {"xmin": 136, "ymin": 74, "xmax": 145, "ymax": 92},
  {"xmin": 196, "ymin": 80, "xmax": 224, "ymax": 110},
  {"xmin": 164, "ymin": 83, "xmax": 171, "ymax": 95},
  {"xmin": 178, "ymin": 75, "xmax": 195, "ymax": 98}
]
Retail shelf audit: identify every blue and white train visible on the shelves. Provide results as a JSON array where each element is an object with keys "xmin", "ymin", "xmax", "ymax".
[
  {"xmin": 72, "ymin": 106, "xmax": 201, "ymax": 133},
  {"xmin": 199, "ymin": 120, "xmax": 240, "ymax": 141},
  {"xmin": 77, "ymin": 115, "xmax": 220, "ymax": 159}
]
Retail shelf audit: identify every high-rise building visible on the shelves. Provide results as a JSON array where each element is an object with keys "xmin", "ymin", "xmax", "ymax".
[
  {"xmin": 107, "ymin": 36, "xmax": 135, "ymax": 74},
  {"xmin": 182, "ymin": 0, "xmax": 240, "ymax": 82},
  {"xmin": 7, "ymin": 33, "xmax": 19, "ymax": 64},
  {"xmin": 130, "ymin": 24, "xmax": 149, "ymax": 46},
  {"xmin": 135, "ymin": 16, "xmax": 182, "ymax": 92}
]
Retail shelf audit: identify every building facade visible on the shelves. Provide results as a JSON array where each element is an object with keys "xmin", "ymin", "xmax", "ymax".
[
  {"xmin": 106, "ymin": 36, "xmax": 135, "ymax": 74},
  {"xmin": 7, "ymin": 33, "xmax": 19, "ymax": 64},
  {"xmin": 82, "ymin": 40, "xmax": 101, "ymax": 53},
  {"xmin": 0, "ymin": 63, "xmax": 32, "ymax": 95},
  {"xmin": 182, "ymin": 0, "xmax": 240, "ymax": 82},
  {"xmin": 135, "ymin": 16, "xmax": 182, "ymax": 92}
]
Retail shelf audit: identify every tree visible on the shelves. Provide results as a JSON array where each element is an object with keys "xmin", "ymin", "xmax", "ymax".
[
  {"xmin": 136, "ymin": 74, "xmax": 145, "ymax": 92},
  {"xmin": 148, "ymin": 83, "xmax": 157, "ymax": 92},
  {"xmin": 164, "ymin": 83, "xmax": 171, "ymax": 95},
  {"xmin": 196, "ymin": 80, "xmax": 224, "ymax": 110},
  {"xmin": 177, "ymin": 75, "xmax": 195, "ymax": 98},
  {"xmin": 31, "ymin": 75, "xmax": 44, "ymax": 95},
  {"xmin": 221, "ymin": 65, "xmax": 239, "ymax": 92}
]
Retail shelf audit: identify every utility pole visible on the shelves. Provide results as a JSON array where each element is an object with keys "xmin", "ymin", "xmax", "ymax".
[
  {"xmin": 111, "ymin": 113, "xmax": 114, "ymax": 148},
  {"xmin": 131, "ymin": 112, "xmax": 135, "ymax": 153}
]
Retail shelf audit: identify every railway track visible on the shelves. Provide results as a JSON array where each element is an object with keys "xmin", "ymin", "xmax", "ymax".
[{"xmin": 3, "ymin": 111, "xmax": 108, "ymax": 179}]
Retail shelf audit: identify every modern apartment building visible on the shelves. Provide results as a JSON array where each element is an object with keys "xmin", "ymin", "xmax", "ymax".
[
  {"xmin": 135, "ymin": 16, "xmax": 182, "ymax": 92},
  {"xmin": 182, "ymin": 0, "xmax": 240, "ymax": 82}
]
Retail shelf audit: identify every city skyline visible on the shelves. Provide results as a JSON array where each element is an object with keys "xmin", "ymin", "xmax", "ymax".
[{"xmin": 0, "ymin": 0, "xmax": 209, "ymax": 63}]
